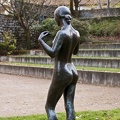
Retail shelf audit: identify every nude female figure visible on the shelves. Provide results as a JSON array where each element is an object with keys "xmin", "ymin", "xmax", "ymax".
[{"xmin": 38, "ymin": 6, "xmax": 80, "ymax": 120}]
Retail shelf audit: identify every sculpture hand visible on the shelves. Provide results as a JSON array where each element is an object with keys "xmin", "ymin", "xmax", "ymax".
[{"xmin": 38, "ymin": 31, "xmax": 50, "ymax": 41}]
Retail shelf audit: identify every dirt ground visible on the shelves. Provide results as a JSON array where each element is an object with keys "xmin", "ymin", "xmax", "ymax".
[{"xmin": 0, "ymin": 73, "xmax": 120, "ymax": 117}]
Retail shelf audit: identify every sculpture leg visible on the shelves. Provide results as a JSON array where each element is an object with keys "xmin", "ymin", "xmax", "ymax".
[
  {"xmin": 45, "ymin": 78, "xmax": 69, "ymax": 120},
  {"xmin": 64, "ymin": 72, "xmax": 78, "ymax": 120}
]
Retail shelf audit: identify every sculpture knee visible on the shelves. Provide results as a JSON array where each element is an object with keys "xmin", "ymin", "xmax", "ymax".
[
  {"xmin": 65, "ymin": 102, "xmax": 74, "ymax": 111},
  {"xmin": 45, "ymin": 104, "xmax": 58, "ymax": 120}
]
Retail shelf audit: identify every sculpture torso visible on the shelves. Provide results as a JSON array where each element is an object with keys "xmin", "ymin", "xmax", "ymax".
[
  {"xmin": 52, "ymin": 25, "xmax": 79, "ymax": 83},
  {"xmin": 53, "ymin": 25, "xmax": 79, "ymax": 64}
]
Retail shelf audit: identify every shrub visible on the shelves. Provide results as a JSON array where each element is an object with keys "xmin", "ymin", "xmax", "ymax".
[
  {"xmin": 31, "ymin": 18, "xmax": 88, "ymax": 47},
  {"xmin": 0, "ymin": 42, "xmax": 8, "ymax": 50},
  {"xmin": 31, "ymin": 19, "xmax": 59, "ymax": 47},
  {"xmin": 88, "ymin": 18, "xmax": 120, "ymax": 37},
  {"xmin": 0, "ymin": 31, "xmax": 16, "ymax": 55},
  {"xmin": 12, "ymin": 49, "xmax": 27, "ymax": 55},
  {"xmin": 71, "ymin": 18, "xmax": 89, "ymax": 43}
]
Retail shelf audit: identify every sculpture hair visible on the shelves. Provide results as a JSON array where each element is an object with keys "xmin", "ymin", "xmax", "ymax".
[{"xmin": 54, "ymin": 6, "xmax": 72, "ymax": 25}]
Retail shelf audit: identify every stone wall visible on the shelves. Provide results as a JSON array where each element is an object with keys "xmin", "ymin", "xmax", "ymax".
[
  {"xmin": 0, "ymin": 64, "xmax": 119, "ymax": 87},
  {"xmin": 8, "ymin": 56, "xmax": 120, "ymax": 68},
  {"xmin": 0, "ymin": 7, "xmax": 120, "ymax": 49},
  {"xmin": 0, "ymin": 14, "xmax": 25, "ymax": 48},
  {"xmin": 0, "ymin": 14, "xmax": 18, "ymax": 42},
  {"xmin": 0, "ymin": 5, "xmax": 56, "ymax": 49},
  {"xmin": 80, "ymin": 8, "xmax": 120, "ymax": 19}
]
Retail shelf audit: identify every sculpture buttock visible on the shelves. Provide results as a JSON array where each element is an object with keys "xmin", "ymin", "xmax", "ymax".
[{"xmin": 38, "ymin": 6, "xmax": 80, "ymax": 120}]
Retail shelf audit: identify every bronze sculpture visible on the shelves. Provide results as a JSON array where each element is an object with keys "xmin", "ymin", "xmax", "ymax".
[{"xmin": 38, "ymin": 6, "xmax": 80, "ymax": 120}]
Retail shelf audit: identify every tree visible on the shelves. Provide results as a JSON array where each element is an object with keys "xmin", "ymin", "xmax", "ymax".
[
  {"xmin": 107, "ymin": 0, "xmax": 110, "ymax": 16},
  {"xmin": 70, "ymin": 0, "xmax": 74, "ymax": 15},
  {"xmin": 74, "ymin": 0, "xmax": 80, "ymax": 17},
  {"xmin": 0, "ymin": 0, "xmax": 48, "ymax": 49},
  {"xmin": 96, "ymin": 0, "xmax": 102, "ymax": 9},
  {"xmin": 70, "ymin": 0, "xmax": 81, "ymax": 17}
]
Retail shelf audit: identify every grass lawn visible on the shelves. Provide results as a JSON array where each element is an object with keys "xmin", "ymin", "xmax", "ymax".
[
  {"xmin": 0, "ymin": 109, "xmax": 120, "ymax": 120},
  {"xmin": 1, "ymin": 62, "xmax": 120, "ymax": 73},
  {"xmin": 12, "ymin": 55, "xmax": 120, "ymax": 60}
]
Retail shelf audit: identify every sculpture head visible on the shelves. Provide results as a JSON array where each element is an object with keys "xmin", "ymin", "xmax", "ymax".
[{"xmin": 54, "ymin": 6, "xmax": 72, "ymax": 26}]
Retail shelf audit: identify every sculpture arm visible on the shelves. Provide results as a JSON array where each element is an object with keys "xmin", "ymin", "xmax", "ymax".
[
  {"xmin": 38, "ymin": 31, "xmax": 63, "ymax": 58},
  {"xmin": 73, "ymin": 41, "xmax": 79, "ymax": 55},
  {"xmin": 73, "ymin": 32, "xmax": 80, "ymax": 55}
]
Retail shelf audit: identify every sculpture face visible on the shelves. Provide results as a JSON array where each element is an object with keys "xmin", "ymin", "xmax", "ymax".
[{"xmin": 54, "ymin": 6, "xmax": 72, "ymax": 26}]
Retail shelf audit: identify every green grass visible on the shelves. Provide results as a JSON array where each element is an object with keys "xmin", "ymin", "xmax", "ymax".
[
  {"xmin": 0, "ymin": 62, "xmax": 53, "ymax": 68},
  {"xmin": 0, "ymin": 62, "xmax": 120, "ymax": 73},
  {"xmin": 73, "ymin": 56, "xmax": 120, "ymax": 60},
  {"xmin": 79, "ymin": 49, "xmax": 120, "ymax": 51},
  {"xmin": 11, "ymin": 55, "xmax": 120, "ymax": 60},
  {"xmin": 75, "ymin": 108, "xmax": 120, "ymax": 120},
  {"xmin": 0, "ymin": 114, "xmax": 47, "ymax": 120},
  {"xmin": 0, "ymin": 109, "xmax": 120, "ymax": 120},
  {"xmin": 78, "ymin": 66, "xmax": 120, "ymax": 73}
]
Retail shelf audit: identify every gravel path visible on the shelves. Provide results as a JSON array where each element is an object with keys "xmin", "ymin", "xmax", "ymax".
[{"xmin": 0, "ymin": 73, "xmax": 120, "ymax": 117}]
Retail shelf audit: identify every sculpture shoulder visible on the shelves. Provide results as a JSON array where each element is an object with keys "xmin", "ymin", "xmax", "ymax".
[
  {"xmin": 72, "ymin": 28, "xmax": 80, "ymax": 38},
  {"xmin": 56, "ymin": 27, "xmax": 80, "ymax": 39},
  {"xmin": 52, "ymin": 30, "xmax": 66, "ymax": 44},
  {"xmin": 76, "ymin": 30, "xmax": 80, "ymax": 38},
  {"xmin": 57, "ymin": 30, "xmax": 66, "ymax": 37},
  {"xmin": 55, "ymin": 30, "xmax": 68, "ymax": 41}
]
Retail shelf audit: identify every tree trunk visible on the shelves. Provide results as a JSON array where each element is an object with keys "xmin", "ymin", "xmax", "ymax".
[
  {"xmin": 97, "ymin": 0, "xmax": 102, "ymax": 9},
  {"xmin": 74, "ymin": 0, "xmax": 79, "ymax": 17},
  {"xmin": 70, "ymin": 0, "xmax": 74, "ymax": 15},
  {"xmin": 25, "ymin": 29, "xmax": 31, "ymax": 50},
  {"xmin": 107, "ymin": 0, "xmax": 110, "ymax": 16}
]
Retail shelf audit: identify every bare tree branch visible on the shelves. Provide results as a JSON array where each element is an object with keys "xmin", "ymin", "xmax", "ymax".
[
  {"xmin": 96, "ymin": 0, "xmax": 102, "ymax": 9},
  {"xmin": 0, "ymin": 0, "xmax": 49, "ymax": 49},
  {"xmin": 0, "ymin": 0, "xmax": 13, "ymax": 14}
]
